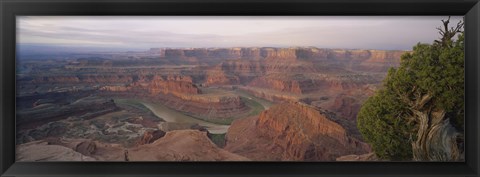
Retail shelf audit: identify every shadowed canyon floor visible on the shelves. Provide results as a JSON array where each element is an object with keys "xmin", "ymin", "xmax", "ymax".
[{"xmin": 16, "ymin": 47, "xmax": 403, "ymax": 161}]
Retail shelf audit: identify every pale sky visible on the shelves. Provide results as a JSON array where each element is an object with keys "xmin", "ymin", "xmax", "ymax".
[{"xmin": 17, "ymin": 16, "xmax": 463, "ymax": 50}]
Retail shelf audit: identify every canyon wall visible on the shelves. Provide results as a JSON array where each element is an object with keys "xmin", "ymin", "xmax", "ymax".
[
  {"xmin": 99, "ymin": 75, "xmax": 250, "ymax": 119},
  {"xmin": 161, "ymin": 47, "xmax": 405, "ymax": 62},
  {"xmin": 245, "ymin": 73, "xmax": 379, "ymax": 98},
  {"xmin": 158, "ymin": 47, "xmax": 406, "ymax": 72},
  {"xmin": 224, "ymin": 102, "xmax": 370, "ymax": 161},
  {"xmin": 129, "ymin": 75, "xmax": 201, "ymax": 96}
]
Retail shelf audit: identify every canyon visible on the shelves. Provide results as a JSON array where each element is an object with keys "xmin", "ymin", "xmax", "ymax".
[
  {"xmin": 224, "ymin": 102, "xmax": 370, "ymax": 161},
  {"xmin": 16, "ymin": 46, "xmax": 405, "ymax": 161}
]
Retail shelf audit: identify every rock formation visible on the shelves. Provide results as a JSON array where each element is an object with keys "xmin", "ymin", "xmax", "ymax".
[
  {"xmin": 328, "ymin": 95, "xmax": 362, "ymax": 121},
  {"xmin": 224, "ymin": 102, "xmax": 370, "ymax": 161},
  {"xmin": 16, "ymin": 138, "xmax": 128, "ymax": 161},
  {"xmin": 136, "ymin": 130, "xmax": 166, "ymax": 146},
  {"xmin": 15, "ymin": 46, "xmax": 406, "ymax": 161},
  {"xmin": 239, "ymin": 86, "xmax": 299, "ymax": 102},
  {"xmin": 16, "ymin": 130, "xmax": 250, "ymax": 161},
  {"xmin": 204, "ymin": 70, "xmax": 240, "ymax": 86},
  {"xmin": 128, "ymin": 130, "xmax": 249, "ymax": 161},
  {"xmin": 161, "ymin": 47, "xmax": 404, "ymax": 62},
  {"xmin": 16, "ymin": 141, "xmax": 97, "ymax": 161},
  {"xmin": 129, "ymin": 75, "xmax": 201, "ymax": 96},
  {"xmin": 99, "ymin": 74, "xmax": 251, "ymax": 120},
  {"xmin": 16, "ymin": 96, "xmax": 119, "ymax": 130},
  {"xmin": 151, "ymin": 93, "xmax": 250, "ymax": 120},
  {"xmin": 243, "ymin": 73, "xmax": 379, "ymax": 103},
  {"xmin": 248, "ymin": 76, "xmax": 305, "ymax": 94},
  {"xmin": 336, "ymin": 152, "xmax": 379, "ymax": 161}
]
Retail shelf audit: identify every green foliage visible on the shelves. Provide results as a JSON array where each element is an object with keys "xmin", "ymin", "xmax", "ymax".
[
  {"xmin": 357, "ymin": 89, "xmax": 413, "ymax": 160},
  {"xmin": 242, "ymin": 96, "xmax": 265, "ymax": 116},
  {"xmin": 394, "ymin": 33, "xmax": 465, "ymax": 129},
  {"xmin": 357, "ymin": 30, "xmax": 464, "ymax": 160},
  {"xmin": 209, "ymin": 133, "xmax": 226, "ymax": 148}
]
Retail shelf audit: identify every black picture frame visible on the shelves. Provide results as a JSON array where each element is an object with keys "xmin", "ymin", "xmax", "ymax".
[{"xmin": 1, "ymin": 0, "xmax": 479, "ymax": 176}]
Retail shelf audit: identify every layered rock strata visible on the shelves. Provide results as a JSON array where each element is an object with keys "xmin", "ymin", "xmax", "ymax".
[
  {"xmin": 224, "ymin": 102, "xmax": 370, "ymax": 161},
  {"xmin": 100, "ymin": 75, "xmax": 250, "ymax": 119}
]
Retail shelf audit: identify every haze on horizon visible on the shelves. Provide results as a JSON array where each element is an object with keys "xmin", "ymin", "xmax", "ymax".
[{"xmin": 17, "ymin": 16, "xmax": 463, "ymax": 51}]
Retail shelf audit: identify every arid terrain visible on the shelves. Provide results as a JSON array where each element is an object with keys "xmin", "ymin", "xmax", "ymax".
[{"xmin": 16, "ymin": 47, "xmax": 404, "ymax": 161}]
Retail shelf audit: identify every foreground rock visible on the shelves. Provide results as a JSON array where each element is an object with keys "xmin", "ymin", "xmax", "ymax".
[
  {"xmin": 16, "ymin": 141, "xmax": 96, "ymax": 161},
  {"xmin": 224, "ymin": 102, "xmax": 370, "ymax": 161},
  {"xmin": 136, "ymin": 130, "xmax": 167, "ymax": 146},
  {"xmin": 128, "ymin": 130, "xmax": 249, "ymax": 161},
  {"xmin": 13, "ymin": 138, "xmax": 121, "ymax": 162},
  {"xmin": 336, "ymin": 153, "xmax": 379, "ymax": 161},
  {"xmin": 16, "ymin": 130, "xmax": 249, "ymax": 161}
]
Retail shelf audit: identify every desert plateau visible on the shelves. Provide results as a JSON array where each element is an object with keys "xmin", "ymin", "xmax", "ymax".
[{"xmin": 16, "ymin": 46, "xmax": 402, "ymax": 161}]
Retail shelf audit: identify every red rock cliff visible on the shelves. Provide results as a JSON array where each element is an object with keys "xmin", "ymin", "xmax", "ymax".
[
  {"xmin": 225, "ymin": 102, "xmax": 370, "ymax": 161},
  {"xmin": 100, "ymin": 75, "xmax": 201, "ymax": 97}
]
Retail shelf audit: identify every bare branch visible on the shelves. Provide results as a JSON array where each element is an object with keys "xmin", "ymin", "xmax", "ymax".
[{"xmin": 436, "ymin": 16, "xmax": 464, "ymax": 47}]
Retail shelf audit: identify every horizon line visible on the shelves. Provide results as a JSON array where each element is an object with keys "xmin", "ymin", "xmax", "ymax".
[{"xmin": 17, "ymin": 43, "xmax": 414, "ymax": 51}]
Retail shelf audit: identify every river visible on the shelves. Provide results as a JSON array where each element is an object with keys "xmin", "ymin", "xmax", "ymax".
[
  {"xmin": 134, "ymin": 100, "xmax": 230, "ymax": 134},
  {"xmin": 115, "ymin": 89, "xmax": 272, "ymax": 134}
]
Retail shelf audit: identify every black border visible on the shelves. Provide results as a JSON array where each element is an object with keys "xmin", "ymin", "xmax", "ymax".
[{"xmin": 1, "ymin": 0, "xmax": 479, "ymax": 176}]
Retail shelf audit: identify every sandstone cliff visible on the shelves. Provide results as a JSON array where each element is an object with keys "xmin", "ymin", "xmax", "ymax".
[
  {"xmin": 246, "ymin": 73, "xmax": 379, "ymax": 97},
  {"xmin": 128, "ymin": 130, "xmax": 249, "ymax": 161},
  {"xmin": 136, "ymin": 130, "xmax": 166, "ymax": 146},
  {"xmin": 239, "ymin": 86, "xmax": 299, "ymax": 103},
  {"xmin": 158, "ymin": 47, "xmax": 405, "ymax": 73},
  {"xmin": 130, "ymin": 75, "xmax": 201, "ymax": 96},
  {"xmin": 161, "ymin": 47, "xmax": 405, "ymax": 71},
  {"xmin": 99, "ymin": 75, "xmax": 200, "ymax": 96},
  {"xmin": 161, "ymin": 47, "xmax": 404, "ymax": 61},
  {"xmin": 328, "ymin": 95, "xmax": 362, "ymax": 121},
  {"xmin": 164, "ymin": 47, "xmax": 298, "ymax": 61},
  {"xmin": 204, "ymin": 70, "xmax": 240, "ymax": 86},
  {"xmin": 224, "ymin": 102, "xmax": 370, "ymax": 161},
  {"xmin": 100, "ymin": 75, "xmax": 250, "ymax": 120}
]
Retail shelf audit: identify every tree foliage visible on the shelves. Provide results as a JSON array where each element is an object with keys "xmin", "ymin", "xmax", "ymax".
[
  {"xmin": 357, "ymin": 18, "xmax": 464, "ymax": 160},
  {"xmin": 357, "ymin": 89, "xmax": 413, "ymax": 160}
]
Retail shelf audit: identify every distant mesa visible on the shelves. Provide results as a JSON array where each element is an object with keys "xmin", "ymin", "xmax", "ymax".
[{"xmin": 160, "ymin": 47, "xmax": 405, "ymax": 63}]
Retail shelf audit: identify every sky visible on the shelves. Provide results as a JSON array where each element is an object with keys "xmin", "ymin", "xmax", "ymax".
[{"xmin": 17, "ymin": 16, "xmax": 464, "ymax": 51}]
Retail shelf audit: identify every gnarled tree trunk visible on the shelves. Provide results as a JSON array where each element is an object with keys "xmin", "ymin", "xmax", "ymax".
[{"xmin": 411, "ymin": 109, "xmax": 464, "ymax": 161}]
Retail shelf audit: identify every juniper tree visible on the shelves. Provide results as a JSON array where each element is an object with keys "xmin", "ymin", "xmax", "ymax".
[{"xmin": 357, "ymin": 17, "xmax": 464, "ymax": 161}]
